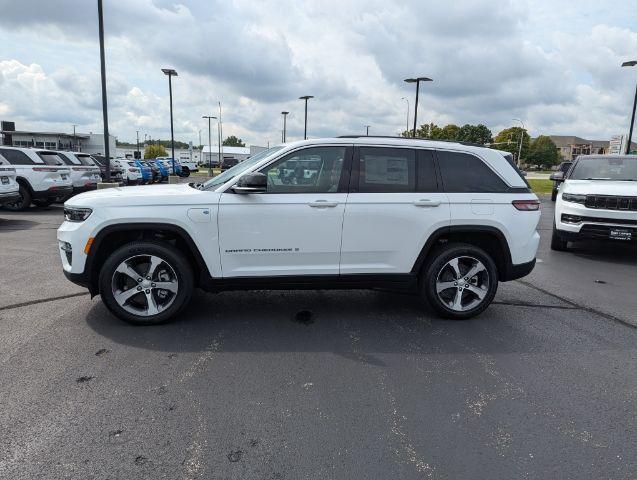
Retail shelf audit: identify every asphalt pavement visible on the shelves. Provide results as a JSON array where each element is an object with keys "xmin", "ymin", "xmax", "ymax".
[{"xmin": 1, "ymin": 197, "xmax": 636, "ymax": 479}]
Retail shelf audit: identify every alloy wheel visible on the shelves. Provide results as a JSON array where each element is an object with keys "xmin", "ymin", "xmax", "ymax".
[{"xmin": 435, "ymin": 256, "xmax": 490, "ymax": 312}]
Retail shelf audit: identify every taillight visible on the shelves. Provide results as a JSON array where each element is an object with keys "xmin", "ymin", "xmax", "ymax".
[
  {"xmin": 33, "ymin": 167, "xmax": 57, "ymax": 172},
  {"xmin": 128, "ymin": 168, "xmax": 138, "ymax": 172},
  {"xmin": 512, "ymin": 199, "xmax": 540, "ymax": 211},
  {"xmin": 72, "ymin": 166, "xmax": 93, "ymax": 171}
]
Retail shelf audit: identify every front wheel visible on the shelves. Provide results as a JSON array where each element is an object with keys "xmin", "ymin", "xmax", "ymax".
[
  {"xmin": 551, "ymin": 187, "xmax": 558, "ymax": 201},
  {"xmin": 550, "ymin": 222, "xmax": 568, "ymax": 251},
  {"xmin": 421, "ymin": 243, "xmax": 498, "ymax": 320},
  {"xmin": 180, "ymin": 167, "xmax": 190, "ymax": 177},
  {"xmin": 99, "ymin": 241, "xmax": 194, "ymax": 325}
]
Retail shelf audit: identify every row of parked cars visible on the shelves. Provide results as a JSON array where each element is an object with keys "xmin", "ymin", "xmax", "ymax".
[{"xmin": 0, "ymin": 146, "xmax": 190, "ymax": 211}]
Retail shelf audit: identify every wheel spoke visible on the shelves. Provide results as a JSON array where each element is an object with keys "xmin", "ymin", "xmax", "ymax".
[
  {"xmin": 464, "ymin": 262, "xmax": 486, "ymax": 280},
  {"xmin": 146, "ymin": 255, "xmax": 163, "ymax": 279},
  {"xmin": 436, "ymin": 281, "xmax": 457, "ymax": 293},
  {"xmin": 116, "ymin": 262, "xmax": 141, "ymax": 282},
  {"xmin": 451, "ymin": 289, "xmax": 463, "ymax": 310},
  {"xmin": 465, "ymin": 284, "xmax": 487, "ymax": 300},
  {"xmin": 447, "ymin": 258, "xmax": 462, "ymax": 279},
  {"xmin": 145, "ymin": 291, "xmax": 160, "ymax": 315},
  {"xmin": 153, "ymin": 280, "xmax": 178, "ymax": 293},
  {"xmin": 113, "ymin": 287, "xmax": 141, "ymax": 306}
]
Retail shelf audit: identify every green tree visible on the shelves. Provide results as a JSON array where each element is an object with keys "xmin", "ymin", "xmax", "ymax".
[
  {"xmin": 144, "ymin": 144, "xmax": 167, "ymax": 159},
  {"xmin": 457, "ymin": 124, "xmax": 493, "ymax": 145},
  {"xmin": 528, "ymin": 135, "xmax": 559, "ymax": 169},
  {"xmin": 223, "ymin": 135, "xmax": 245, "ymax": 147},
  {"xmin": 493, "ymin": 127, "xmax": 531, "ymax": 163}
]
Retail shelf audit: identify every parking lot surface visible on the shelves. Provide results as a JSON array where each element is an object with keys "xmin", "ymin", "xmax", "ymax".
[{"xmin": 1, "ymin": 197, "xmax": 636, "ymax": 479}]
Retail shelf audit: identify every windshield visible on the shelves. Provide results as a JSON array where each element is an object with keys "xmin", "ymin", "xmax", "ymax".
[
  {"xmin": 570, "ymin": 156, "xmax": 637, "ymax": 181},
  {"xmin": 203, "ymin": 146, "xmax": 284, "ymax": 189}
]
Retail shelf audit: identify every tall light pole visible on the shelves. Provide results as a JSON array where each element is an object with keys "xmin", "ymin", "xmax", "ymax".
[
  {"xmin": 404, "ymin": 77, "xmax": 433, "ymax": 138},
  {"xmin": 364, "ymin": 125, "xmax": 371, "ymax": 136},
  {"xmin": 202, "ymin": 115, "xmax": 216, "ymax": 175},
  {"xmin": 97, "ymin": 0, "xmax": 111, "ymax": 182},
  {"xmin": 218, "ymin": 102, "xmax": 223, "ymax": 168},
  {"xmin": 299, "ymin": 95, "xmax": 314, "ymax": 140},
  {"xmin": 136, "ymin": 130, "xmax": 140, "ymax": 158},
  {"xmin": 400, "ymin": 97, "xmax": 409, "ymax": 135},
  {"xmin": 281, "ymin": 111, "xmax": 289, "ymax": 142},
  {"xmin": 621, "ymin": 61, "xmax": 637, "ymax": 154},
  {"xmin": 71, "ymin": 124, "xmax": 78, "ymax": 151},
  {"xmin": 161, "ymin": 68, "xmax": 178, "ymax": 175},
  {"xmin": 513, "ymin": 118, "xmax": 525, "ymax": 167}
]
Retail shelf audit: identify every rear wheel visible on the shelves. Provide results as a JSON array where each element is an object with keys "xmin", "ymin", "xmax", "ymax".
[
  {"xmin": 421, "ymin": 243, "xmax": 498, "ymax": 320},
  {"xmin": 99, "ymin": 241, "xmax": 194, "ymax": 325},
  {"xmin": 181, "ymin": 167, "xmax": 190, "ymax": 177},
  {"xmin": 3, "ymin": 184, "xmax": 32, "ymax": 211}
]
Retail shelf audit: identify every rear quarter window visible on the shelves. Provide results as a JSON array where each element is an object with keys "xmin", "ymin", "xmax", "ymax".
[
  {"xmin": 37, "ymin": 152, "xmax": 64, "ymax": 165},
  {"xmin": 437, "ymin": 151, "xmax": 509, "ymax": 193}
]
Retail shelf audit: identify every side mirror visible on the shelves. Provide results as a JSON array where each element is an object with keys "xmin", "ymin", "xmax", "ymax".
[
  {"xmin": 232, "ymin": 172, "xmax": 267, "ymax": 193},
  {"xmin": 550, "ymin": 171, "xmax": 564, "ymax": 182}
]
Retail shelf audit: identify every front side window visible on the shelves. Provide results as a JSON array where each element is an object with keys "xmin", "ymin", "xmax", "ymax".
[
  {"xmin": 0, "ymin": 148, "xmax": 34, "ymax": 165},
  {"xmin": 438, "ymin": 151, "xmax": 509, "ymax": 192},
  {"xmin": 260, "ymin": 146, "xmax": 346, "ymax": 193},
  {"xmin": 358, "ymin": 147, "xmax": 415, "ymax": 193}
]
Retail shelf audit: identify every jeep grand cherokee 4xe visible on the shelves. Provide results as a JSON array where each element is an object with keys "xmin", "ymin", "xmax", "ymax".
[
  {"xmin": 57, "ymin": 137, "xmax": 540, "ymax": 325},
  {"xmin": 551, "ymin": 154, "xmax": 637, "ymax": 251}
]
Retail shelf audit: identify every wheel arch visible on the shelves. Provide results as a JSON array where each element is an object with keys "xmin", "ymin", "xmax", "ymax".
[
  {"xmin": 86, "ymin": 223, "xmax": 210, "ymax": 295},
  {"xmin": 411, "ymin": 225, "xmax": 514, "ymax": 281},
  {"xmin": 15, "ymin": 176, "xmax": 34, "ymax": 194}
]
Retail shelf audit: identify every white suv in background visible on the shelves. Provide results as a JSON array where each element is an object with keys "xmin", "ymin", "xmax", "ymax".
[
  {"xmin": 56, "ymin": 151, "xmax": 102, "ymax": 196},
  {"xmin": 0, "ymin": 154, "xmax": 19, "ymax": 206},
  {"xmin": 58, "ymin": 137, "xmax": 540, "ymax": 325},
  {"xmin": 0, "ymin": 146, "xmax": 73, "ymax": 210},
  {"xmin": 110, "ymin": 158, "xmax": 141, "ymax": 185},
  {"xmin": 552, "ymin": 154, "xmax": 637, "ymax": 250}
]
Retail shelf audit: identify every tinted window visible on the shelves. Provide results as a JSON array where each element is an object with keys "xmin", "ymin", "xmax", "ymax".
[
  {"xmin": 260, "ymin": 146, "xmax": 346, "ymax": 193},
  {"xmin": 57, "ymin": 152, "xmax": 78, "ymax": 165},
  {"xmin": 438, "ymin": 151, "xmax": 508, "ymax": 192},
  {"xmin": 0, "ymin": 148, "xmax": 35, "ymax": 165},
  {"xmin": 36, "ymin": 152, "xmax": 64, "ymax": 165},
  {"xmin": 358, "ymin": 147, "xmax": 415, "ymax": 193},
  {"xmin": 416, "ymin": 149, "xmax": 438, "ymax": 192},
  {"xmin": 75, "ymin": 154, "xmax": 95, "ymax": 166}
]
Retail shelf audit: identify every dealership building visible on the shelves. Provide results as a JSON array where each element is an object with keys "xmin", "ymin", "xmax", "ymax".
[{"xmin": 0, "ymin": 121, "xmax": 116, "ymax": 155}]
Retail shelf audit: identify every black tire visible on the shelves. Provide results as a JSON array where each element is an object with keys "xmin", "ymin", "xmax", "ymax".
[
  {"xmin": 550, "ymin": 222, "xmax": 568, "ymax": 251},
  {"xmin": 181, "ymin": 167, "xmax": 190, "ymax": 177},
  {"xmin": 99, "ymin": 241, "xmax": 194, "ymax": 325},
  {"xmin": 33, "ymin": 199, "xmax": 53, "ymax": 208},
  {"xmin": 421, "ymin": 243, "xmax": 499, "ymax": 320},
  {"xmin": 551, "ymin": 187, "xmax": 557, "ymax": 201},
  {"xmin": 3, "ymin": 184, "xmax": 32, "ymax": 211}
]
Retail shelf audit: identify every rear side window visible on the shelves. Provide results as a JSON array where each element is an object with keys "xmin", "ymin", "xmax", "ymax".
[
  {"xmin": 37, "ymin": 152, "xmax": 64, "ymax": 166},
  {"xmin": 0, "ymin": 149, "xmax": 35, "ymax": 165},
  {"xmin": 75, "ymin": 154, "xmax": 95, "ymax": 166},
  {"xmin": 437, "ymin": 151, "xmax": 509, "ymax": 193},
  {"xmin": 57, "ymin": 153, "xmax": 76, "ymax": 165},
  {"xmin": 416, "ymin": 149, "xmax": 438, "ymax": 192},
  {"xmin": 358, "ymin": 147, "xmax": 415, "ymax": 193}
]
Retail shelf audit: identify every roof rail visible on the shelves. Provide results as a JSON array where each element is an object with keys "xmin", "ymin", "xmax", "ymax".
[{"xmin": 337, "ymin": 135, "xmax": 485, "ymax": 148}]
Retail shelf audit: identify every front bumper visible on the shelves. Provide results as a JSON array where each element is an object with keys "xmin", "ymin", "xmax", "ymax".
[{"xmin": 556, "ymin": 198, "xmax": 637, "ymax": 243}]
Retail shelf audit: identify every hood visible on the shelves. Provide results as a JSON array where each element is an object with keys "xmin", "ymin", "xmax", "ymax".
[
  {"xmin": 65, "ymin": 183, "xmax": 215, "ymax": 208},
  {"xmin": 563, "ymin": 180, "xmax": 637, "ymax": 197}
]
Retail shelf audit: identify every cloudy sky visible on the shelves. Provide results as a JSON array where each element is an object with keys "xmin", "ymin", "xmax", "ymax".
[{"xmin": 1, "ymin": 0, "xmax": 636, "ymax": 146}]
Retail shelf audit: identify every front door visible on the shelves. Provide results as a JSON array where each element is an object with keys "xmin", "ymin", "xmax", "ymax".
[{"xmin": 218, "ymin": 145, "xmax": 352, "ymax": 277}]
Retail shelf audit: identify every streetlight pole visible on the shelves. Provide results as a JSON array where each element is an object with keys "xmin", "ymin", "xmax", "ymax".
[
  {"xmin": 202, "ymin": 115, "xmax": 216, "ymax": 175},
  {"xmin": 621, "ymin": 61, "xmax": 637, "ymax": 154},
  {"xmin": 364, "ymin": 125, "xmax": 370, "ymax": 136},
  {"xmin": 513, "ymin": 118, "xmax": 525, "ymax": 167},
  {"xmin": 218, "ymin": 102, "xmax": 223, "ymax": 168},
  {"xmin": 281, "ymin": 111, "xmax": 289, "ymax": 142},
  {"xmin": 401, "ymin": 97, "xmax": 409, "ymax": 135},
  {"xmin": 97, "ymin": 0, "xmax": 111, "ymax": 183},
  {"xmin": 71, "ymin": 124, "xmax": 78, "ymax": 151},
  {"xmin": 404, "ymin": 77, "xmax": 433, "ymax": 138},
  {"xmin": 299, "ymin": 95, "xmax": 314, "ymax": 140},
  {"xmin": 136, "ymin": 130, "xmax": 140, "ymax": 158},
  {"xmin": 161, "ymin": 68, "xmax": 178, "ymax": 176}
]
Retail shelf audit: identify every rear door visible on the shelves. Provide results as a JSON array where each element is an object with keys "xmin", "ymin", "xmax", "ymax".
[
  {"xmin": 340, "ymin": 146, "xmax": 450, "ymax": 274},
  {"xmin": 218, "ymin": 145, "xmax": 352, "ymax": 277}
]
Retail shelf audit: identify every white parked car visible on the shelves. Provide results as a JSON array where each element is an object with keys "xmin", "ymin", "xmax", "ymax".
[
  {"xmin": 0, "ymin": 146, "xmax": 72, "ymax": 210},
  {"xmin": 58, "ymin": 137, "xmax": 540, "ymax": 325},
  {"xmin": 56, "ymin": 151, "xmax": 102, "ymax": 196},
  {"xmin": 178, "ymin": 154, "xmax": 197, "ymax": 175},
  {"xmin": 0, "ymin": 153, "xmax": 19, "ymax": 206},
  {"xmin": 110, "ymin": 158, "xmax": 141, "ymax": 185},
  {"xmin": 552, "ymin": 154, "xmax": 637, "ymax": 250}
]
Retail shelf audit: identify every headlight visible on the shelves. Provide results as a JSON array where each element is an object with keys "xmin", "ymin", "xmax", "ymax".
[
  {"xmin": 64, "ymin": 207, "xmax": 93, "ymax": 222},
  {"xmin": 562, "ymin": 193, "xmax": 586, "ymax": 204}
]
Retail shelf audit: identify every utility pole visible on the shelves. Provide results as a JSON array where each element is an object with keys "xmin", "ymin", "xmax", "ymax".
[{"xmin": 97, "ymin": 0, "xmax": 111, "ymax": 183}]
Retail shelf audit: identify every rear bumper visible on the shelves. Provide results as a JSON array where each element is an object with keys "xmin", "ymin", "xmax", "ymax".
[
  {"xmin": 0, "ymin": 190, "xmax": 20, "ymax": 205},
  {"xmin": 72, "ymin": 185, "xmax": 97, "ymax": 195},
  {"xmin": 502, "ymin": 258, "xmax": 536, "ymax": 281},
  {"xmin": 32, "ymin": 185, "xmax": 73, "ymax": 201}
]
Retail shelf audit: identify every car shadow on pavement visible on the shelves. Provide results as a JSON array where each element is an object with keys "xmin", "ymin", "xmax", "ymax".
[
  {"xmin": 83, "ymin": 287, "xmax": 633, "ymax": 360},
  {"xmin": 565, "ymin": 241, "xmax": 637, "ymax": 266},
  {"xmin": 0, "ymin": 218, "xmax": 40, "ymax": 230}
]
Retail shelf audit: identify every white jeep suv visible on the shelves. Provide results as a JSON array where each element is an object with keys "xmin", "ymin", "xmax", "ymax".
[
  {"xmin": 58, "ymin": 137, "xmax": 540, "ymax": 325},
  {"xmin": 56, "ymin": 151, "xmax": 102, "ymax": 196},
  {"xmin": 552, "ymin": 154, "xmax": 637, "ymax": 250},
  {"xmin": 0, "ymin": 147, "xmax": 73, "ymax": 210}
]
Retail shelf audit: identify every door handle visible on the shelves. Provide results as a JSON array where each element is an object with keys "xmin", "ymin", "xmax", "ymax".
[
  {"xmin": 413, "ymin": 199, "xmax": 441, "ymax": 207},
  {"xmin": 308, "ymin": 200, "xmax": 339, "ymax": 208}
]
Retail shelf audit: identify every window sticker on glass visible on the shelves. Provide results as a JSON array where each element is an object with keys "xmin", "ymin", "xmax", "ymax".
[{"xmin": 363, "ymin": 156, "xmax": 409, "ymax": 185}]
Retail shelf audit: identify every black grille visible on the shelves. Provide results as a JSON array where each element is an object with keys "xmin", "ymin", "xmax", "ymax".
[{"xmin": 585, "ymin": 195, "xmax": 637, "ymax": 211}]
